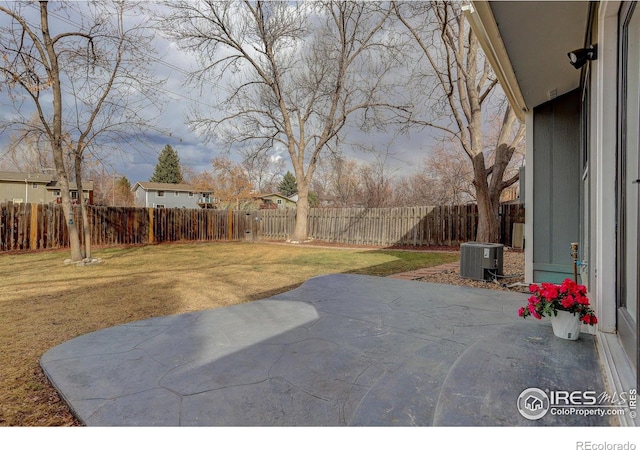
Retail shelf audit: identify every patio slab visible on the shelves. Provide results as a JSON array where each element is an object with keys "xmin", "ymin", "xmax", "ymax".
[{"xmin": 40, "ymin": 274, "xmax": 613, "ymax": 426}]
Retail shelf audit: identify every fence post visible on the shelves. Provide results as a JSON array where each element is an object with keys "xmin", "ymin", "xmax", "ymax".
[
  {"xmin": 148, "ymin": 208, "xmax": 154, "ymax": 244},
  {"xmin": 30, "ymin": 203, "xmax": 38, "ymax": 250},
  {"xmin": 228, "ymin": 209, "xmax": 233, "ymax": 241}
]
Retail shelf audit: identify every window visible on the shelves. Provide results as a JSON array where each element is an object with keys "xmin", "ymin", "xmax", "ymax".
[
  {"xmin": 616, "ymin": 0, "xmax": 639, "ymax": 369},
  {"xmin": 53, "ymin": 190, "xmax": 61, "ymax": 197},
  {"xmin": 174, "ymin": 191, "xmax": 180, "ymax": 197},
  {"xmin": 156, "ymin": 204, "xmax": 165, "ymax": 208},
  {"xmin": 277, "ymin": 199, "xmax": 282, "ymax": 204},
  {"xmin": 32, "ymin": 183, "xmax": 38, "ymax": 189},
  {"xmin": 71, "ymin": 191, "xmax": 79, "ymax": 200},
  {"xmin": 189, "ymin": 192, "xmax": 194, "ymax": 197},
  {"xmin": 157, "ymin": 191, "xmax": 165, "ymax": 198},
  {"xmin": 581, "ymin": 3, "xmax": 598, "ymax": 176}
]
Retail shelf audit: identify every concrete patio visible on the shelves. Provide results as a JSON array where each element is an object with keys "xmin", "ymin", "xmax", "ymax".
[{"xmin": 40, "ymin": 274, "xmax": 614, "ymax": 426}]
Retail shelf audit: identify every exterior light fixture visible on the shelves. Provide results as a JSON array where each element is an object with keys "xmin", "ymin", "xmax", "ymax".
[{"xmin": 568, "ymin": 44, "xmax": 597, "ymax": 69}]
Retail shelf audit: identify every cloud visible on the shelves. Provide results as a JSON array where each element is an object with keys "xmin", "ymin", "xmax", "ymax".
[{"xmin": 1, "ymin": 2, "xmax": 439, "ymax": 187}]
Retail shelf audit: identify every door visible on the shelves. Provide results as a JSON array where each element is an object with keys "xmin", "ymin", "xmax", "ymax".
[
  {"xmin": 617, "ymin": 1, "xmax": 639, "ymax": 373},
  {"xmin": 532, "ymin": 90, "xmax": 581, "ymax": 284}
]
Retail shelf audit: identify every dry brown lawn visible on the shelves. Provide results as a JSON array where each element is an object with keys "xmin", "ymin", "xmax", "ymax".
[{"xmin": 0, "ymin": 241, "xmax": 457, "ymax": 426}]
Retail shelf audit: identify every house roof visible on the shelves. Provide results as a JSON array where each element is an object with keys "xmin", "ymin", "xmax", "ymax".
[
  {"xmin": 133, "ymin": 182, "xmax": 202, "ymax": 192},
  {"xmin": 0, "ymin": 171, "xmax": 93, "ymax": 190},
  {"xmin": 0, "ymin": 171, "xmax": 55, "ymax": 183},
  {"xmin": 258, "ymin": 193, "xmax": 297, "ymax": 202},
  {"xmin": 465, "ymin": 1, "xmax": 589, "ymax": 117}
]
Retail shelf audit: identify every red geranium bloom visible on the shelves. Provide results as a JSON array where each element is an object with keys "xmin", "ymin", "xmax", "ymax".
[
  {"xmin": 544, "ymin": 286, "xmax": 560, "ymax": 301},
  {"xmin": 576, "ymin": 295, "xmax": 590, "ymax": 305},
  {"xmin": 582, "ymin": 314, "xmax": 598, "ymax": 325},
  {"xmin": 561, "ymin": 296, "xmax": 575, "ymax": 309},
  {"xmin": 518, "ymin": 278, "xmax": 597, "ymax": 326}
]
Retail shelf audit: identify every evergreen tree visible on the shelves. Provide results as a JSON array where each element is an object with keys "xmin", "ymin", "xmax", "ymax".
[
  {"xmin": 116, "ymin": 176, "xmax": 132, "ymax": 191},
  {"xmin": 278, "ymin": 171, "xmax": 298, "ymax": 197},
  {"xmin": 308, "ymin": 191, "xmax": 319, "ymax": 207},
  {"xmin": 150, "ymin": 144, "xmax": 183, "ymax": 183},
  {"xmin": 114, "ymin": 176, "xmax": 134, "ymax": 206}
]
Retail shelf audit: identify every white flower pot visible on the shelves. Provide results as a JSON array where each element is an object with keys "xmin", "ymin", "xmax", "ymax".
[{"xmin": 550, "ymin": 310, "xmax": 581, "ymax": 340}]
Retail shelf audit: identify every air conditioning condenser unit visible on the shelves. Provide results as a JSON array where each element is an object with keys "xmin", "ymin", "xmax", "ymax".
[{"xmin": 460, "ymin": 242, "xmax": 504, "ymax": 281}]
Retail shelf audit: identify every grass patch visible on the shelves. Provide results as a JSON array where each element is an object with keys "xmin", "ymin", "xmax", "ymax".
[{"xmin": 0, "ymin": 241, "xmax": 457, "ymax": 426}]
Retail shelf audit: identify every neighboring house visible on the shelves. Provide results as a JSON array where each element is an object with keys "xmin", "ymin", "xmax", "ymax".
[
  {"xmin": 0, "ymin": 171, "xmax": 93, "ymax": 204},
  {"xmin": 464, "ymin": 1, "xmax": 638, "ymax": 424},
  {"xmin": 258, "ymin": 193, "xmax": 297, "ymax": 209},
  {"xmin": 132, "ymin": 182, "xmax": 215, "ymax": 209}
]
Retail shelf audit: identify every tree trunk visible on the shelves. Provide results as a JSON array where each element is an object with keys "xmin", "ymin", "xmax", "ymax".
[
  {"xmin": 81, "ymin": 201, "xmax": 91, "ymax": 259},
  {"xmin": 41, "ymin": 2, "xmax": 84, "ymax": 262},
  {"xmin": 475, "ymin": 186, "xmax": 501, "ymax": 243},
  {"xmin": 290, "ymin": 182, "xmax": 310, "ymax": 243},
  {"xmin": 74, "ymin": 154, "xmax": 91, "ymax": 259},
  {"xmin": 472, "ymin": 153, "xmax": 501, "ymax": 243},
  {"xmin": 64, "ymin": 207, "xmax": 83, "ymax": 261},
  {"xmin": 55, "ymin": 164, "xmax": 83, "ymax": 261}
]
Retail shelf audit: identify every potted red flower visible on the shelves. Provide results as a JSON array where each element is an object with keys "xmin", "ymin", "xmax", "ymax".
[{"xmin": 518, "ymin": 278, "xmax": 597, "ymax": 340}]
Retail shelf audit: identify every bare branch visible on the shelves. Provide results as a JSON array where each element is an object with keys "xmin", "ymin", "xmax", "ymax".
[
  {"xmin": 0, "ymin": 1, "xmax": 164, "ymax": 260},
  {"xmin": 393, "ymin": 1, "xmax": 524, "ymax": 242},
  {"xmin": 161, "ymin": 0, "xmax": 405, "ymax": 240}
]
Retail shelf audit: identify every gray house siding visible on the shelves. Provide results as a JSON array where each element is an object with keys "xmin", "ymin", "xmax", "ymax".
[
  {"xmin": 532, "ymin": 89, "xmax": 581, "ymax": 283},
  {"xmin": 134, "ymin": 187, "xmax": 146, "ymax": 208},
  {"xmin": 149, "ymin": 190, "xmax": 199, "ymax": 209},
  {"xmin": 132, "ymin": 183, "xmax": 201, "ymax": 209}
]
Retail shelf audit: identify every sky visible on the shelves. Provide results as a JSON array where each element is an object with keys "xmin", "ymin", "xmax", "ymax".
[{"xmin": 0, "ymin": 1, "xmax": 439, "ymax": 185}]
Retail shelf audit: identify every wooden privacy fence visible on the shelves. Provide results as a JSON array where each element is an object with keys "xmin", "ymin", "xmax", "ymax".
[
  {"xmin": 0, "ymin": 202, "xmax": 524, "ymax": 252},
  {"xmin": 1, "ymin": 202, "xmax": 69, "ymax": 251},
  {"xmin": 0, "ymin": 202, "xmax": 258, "ymax": 251},
  {"xmin": 259, "ymin": 203, "xmax": 524, "ymax": 247}
]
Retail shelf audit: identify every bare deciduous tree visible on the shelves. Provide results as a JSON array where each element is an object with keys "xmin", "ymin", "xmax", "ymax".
[
  {"xmin": 425, "ymin": 143, "xmax": 475, "ymax": 204},
  {"xmin": 181, "ymin": 166, "xmax": 215, "ymax": 192},
  {"xmin": 1, "ymin": 115, "xmax": 57, "ymax": 173},
  {"xmin": 90, "ymin": 170, "xmax": 131, "ymax": 207},
  {"xmin": 394, "ymin": 1, "xmax": 524, "ymax": 242},
  {"xmin": 393, "ymin": 170, "xmax": 445, "ymax": 207},
  {"xmin": 355, "ymin": 152, "xmax": 395, "ymax": 208},
  {"xmin": 241, "ymin": 150, "xmax": 285, "ymax": 194},
  {"xmin": 0, "ymin": 1, "xmax": 163, "ymax": 260},
  {"xmin": 160, "ymin": 0, "xmax": 405, "ymax": 242},
  {"xmin": 393, "ymin": 145, "xmax": 474, "ymax": 207},
  {"xmin": 325, "ymin": 155, "xmax": 361, "ymax": 207},
  {"xmin": 211, "ymin": 156, "xmax": 255, "ymax": 209}
]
